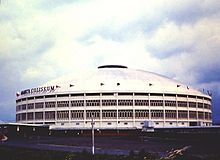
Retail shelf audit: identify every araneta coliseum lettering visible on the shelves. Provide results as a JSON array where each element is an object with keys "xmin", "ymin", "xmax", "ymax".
[{"xmin": 21, "ymin": 86, "xmax": 56, "ymax": 95}]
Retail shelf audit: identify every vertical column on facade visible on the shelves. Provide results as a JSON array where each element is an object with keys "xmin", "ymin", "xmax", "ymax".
[
  {"xmin": 175, "ymin": 94, "xmax": 178, "ymax": 126},
  {"xmin": 33, "ymin": 97, "xmax": 36, "ymax": 123},
  {"xmin": 196, "ymin": 96, "xmax": 198, "ymax": 122},
  {"xmin": 68, "ymin": 94, "xmax": 71, "ymax": 124},
  {"xmin": 83, "ymin": 93, "xmax": 86, "ymax": 128},
  {"xmin": 116, "ymin": 92, "xmax": 119, "ymax": 129},
  {"xmin": 187, "ymin": 95, "xmax": 189, "ymax": 126},
  {"xmin": 43, "ymin": 96, "xmax": 45, "ymax": 124},
  {"xmin": 55, "ymin": 95, "xmax": 57, "ymax": 124},
  {"xmin": 132, "ymin": 92, "xmax": 135, "ymax": 128},
  {"xmin": 202, "ymin": 98, "xmax": 205, "ymax": 123},
  {"xmin": 163, "ymin": 94, "xmax": 165, "ymax": 127},
  {"xmin": 203, "ymin": 97, "xmax": 206, "ymax": 124},
  {"xmin": 25, "ymin": 99, "xmax": 27, "ymax": 123},
  {"xmin": 148, "ymin": 93, "xmax": 151, "ymax": 120},
  {"xmin": 100, "ymin": 93, "xmax": 102, "ymax": 129}
]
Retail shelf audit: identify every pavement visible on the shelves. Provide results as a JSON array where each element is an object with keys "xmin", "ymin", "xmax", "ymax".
[{"xmin": 0, "ymin": 136, "xmax": 219, "ymax": 156}]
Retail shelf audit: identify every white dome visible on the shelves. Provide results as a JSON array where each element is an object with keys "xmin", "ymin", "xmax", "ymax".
[
  {"xmin": 44, "ymin": 65, "xmax": 205, "ymax": 96},
  {"xmin": 16, "ymin": 65, "xmax": 212, "ymax": 128}
]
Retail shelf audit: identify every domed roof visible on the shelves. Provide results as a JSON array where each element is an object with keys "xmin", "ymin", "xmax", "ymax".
[{"xmin": 44, "ymin": 65, "xmax": 207, "ymax": 96}]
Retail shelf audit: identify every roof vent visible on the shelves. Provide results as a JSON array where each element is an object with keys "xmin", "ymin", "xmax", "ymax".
[{"xmin": 98, "ymin": 65, "xmax": 128, "ymax": 69}]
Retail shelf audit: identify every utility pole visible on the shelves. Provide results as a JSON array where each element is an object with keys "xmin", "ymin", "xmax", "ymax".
[{"xmin": 91, "ymin": 115, "xmax": 95, "ymax": 155}]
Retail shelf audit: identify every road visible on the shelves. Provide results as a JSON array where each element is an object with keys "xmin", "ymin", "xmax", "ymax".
[{"xmin": 0, "ymin": 136, "xmax": 219, "ymax": 156}]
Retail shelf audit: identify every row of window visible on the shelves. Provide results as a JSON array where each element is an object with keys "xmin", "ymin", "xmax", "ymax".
[
  {"xmin": 16, "ymin": 100, "xmax": 211, "ymax": 111},
  {"xmin": 16, "ymin": 92, "xmax": 211, "ymax": 103},
  {"xmin": 16, "ymin": 110, "xmax": 212, "ymax": 121}
]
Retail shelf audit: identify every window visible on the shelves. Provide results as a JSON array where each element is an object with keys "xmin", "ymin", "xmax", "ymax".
[
  {"xmin": 16, "ymin": 99, "xmax": 22, "ymax": 103},
  {"xmin": 57, "ymin": 111, "xmax": 69, "ymax": 120},
  {"xmin": 45, "ymin": 102, "xmax": 55, "ymax": 108},
  {"xmin": 198, "ymin": 112, "xmax": 204, "ymax": 119},
  {"xmin": 188, "ymin": 95, "xmax": 196, "ymax": 99},
  {"xmin": 57, "ymin": 101, "xmax": 69, "ymax": 107},
  {"xmin": 71, "ymin": 93, "xmax": 84, "ymax": 97},
  {"xmin": 178, "ymin": 110, "xmax": 188, "ymax": 119},
  {"xmin": 118, "ymin": 92, "xmax": 133, "ymax": 96},
  {"xmin": 35, "ymin": 112, "xmax": 43, "ymax": 120},
  {"xmin": 118, "ymin": 99, "xmax": 133, "ymax": 106},
  {"xmin": 204, "ymin": 103, "xmax": 211, "ymax": 109},
  {"xmin": 177, "ymin": 101, "xmax": 187, "ymax": 107},
  {"xmin": 27, "ymin": 112, "xmax": 34, "ymax": 120},
  {"xmin": 35, "ymin": 102, "xmax": 44, "ymax": 109},
  {"xmin": 102, "ymin": 92, "xmax": 114, "ymax": 96},
  {"xmin": 35, "ymin": 96, "xmax": 44, "ymax": 99},
  {"xmin": 16, "ymin": 105, "xmax": 21, "ymax": 111},
  {"xmin": 71, "ymin": 100, "xmax": 84, "ymax": 107},
  {"xmin": 165, "ymin": 101, "xmax": 176, "ymax": 107},
  {"xmin": 204, "ymin": 97, "xmax": 211, "ymax": 101},
  {"xmin": 177, "ymin": 94, "xmax": 187, "ymax": 98},
  {"xmin": 204, "ymin": 112, "xmax": 212, "ymax": 120},
  {"xmin": 205, "ymin": 112, "xmax": 209, "ymax": 119},
  {"xmin": 150, "ymin": 93, "xmax": 163, "ymax": 97},
  {"xmin": 45, "ymin": 111, "xmax": 55, "ymax": 120},
  {"xmin": 165, "ymin": 110, "xmax": 177, "ymax": 119},
  {"xmin": 134, "ymin": 93, "xmax": 148, "ymax": 96},
  {"xmin": 102, "ymin": 110, "xmax": 117, "ymax": 119},
  {"xmin": 21, "ymin": 98, "xmax": 26, "ymax": 101},
  {"xmin": 209, "ymin": 113, "xmax": 212, "ymax": 120},
  {"xmin": 118, "ymin": 110, "xmax": 133, "ymax": 119},
  {"xmin": 16, "ymin": 114, "xmax": 21, "ymax": 121},
  {"xmin": 86, "ymin": 100, "xmax": 100, "ymax": 106},
  {"xmin": 135, "ymin": 100, "xmax": 149, "ymax": 106},
  {"xmin": 151, "ymin": 110, "xmax": 163, "ymax": 119},
  {"xmin": 135, "ymin": 110, "xmax": 149, "ymax": 119},
  {"xmin": 189, "ymin": 111, "xmax": 197, "ymax": 119},
  {"xmin": 86, "ymin": 93, "xmax": 100, "ymax": 96},
  {"xmin": 164, "ymin": 94, "xmax": 176, "ymax": 97},
  {"xmin": 107, "ymin": 122, "xmax": 112, "ymax": 125},
  {"xmin": 57, "ymin": 94, "xmax": 69, "ymax": 97},
  {"xmin": 45, "ymin": 95, "xmax": 56, "ymax": 98},
  {"xmin": 198, "ymin": 103, "xmax": 203, "ymax": 108},
  {"xmin": 21, "ymin": 113, "xmax": 26, "ymax": 120},
  {"xmin": 189, "ymin": 102, "xmax": 196, "ymax": 108},
  {"xmin": 150, "ymin": 100, "xmax": 163, "ymax": 106},
  {"xmin": 102, "ymin": 99, "xmax": 117, "ymax": 106},
  {"xmin": 71, "ymin": 110, "xmax": 84, "ymax": 119},
  {"xmin": 86, "ymin": 110, "xmax": 100, "ymax": 119},
  {"xmin": 27, "ymin": 103, "xmax": 34, "ymax": 109},
  {"xmin": 21, "ymin": 104, "xmax": 26, "ymax": 110},
  {"xmin": 27, "ymin": 97, "xmax": 34, "ymax": 100}
]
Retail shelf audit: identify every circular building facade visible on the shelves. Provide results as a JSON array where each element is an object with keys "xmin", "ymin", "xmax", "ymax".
[{"xmin": 16, "ymin": 65, "xmax": 212, "ymax": 130}]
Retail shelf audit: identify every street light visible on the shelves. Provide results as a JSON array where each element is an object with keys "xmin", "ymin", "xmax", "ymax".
[{"xmin": 91, "ymin": 115, "xmax": 95, "ymax": 155}]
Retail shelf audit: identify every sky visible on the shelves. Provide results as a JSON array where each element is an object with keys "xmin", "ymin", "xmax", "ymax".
[{"xmin": 0, "ymin": 0, "xmax": 220, "ymax": 123}]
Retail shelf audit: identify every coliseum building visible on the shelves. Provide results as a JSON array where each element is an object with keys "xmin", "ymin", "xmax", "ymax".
[{"xmin": 16, "ymin": 65, "xmax": 212, "ymax": 131}]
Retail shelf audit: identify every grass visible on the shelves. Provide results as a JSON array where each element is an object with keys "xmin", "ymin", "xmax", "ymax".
[
  {"xmin": 1, "ymin": 145, "xmax": 220, "ymax": 160},
  {"xmin": 0, "ymin": 145, "xmax": 159, "ymax": 160}
]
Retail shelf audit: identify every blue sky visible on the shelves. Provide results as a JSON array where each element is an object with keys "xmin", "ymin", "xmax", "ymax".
[{"xmin": 0, "ymin": 0, "xmax": 220, "ymax": 123}]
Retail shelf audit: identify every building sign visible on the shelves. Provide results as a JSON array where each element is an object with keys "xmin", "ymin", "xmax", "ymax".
[{"xmin": 20, "ymin": 86, "xmax": 56, "ymax": 95}]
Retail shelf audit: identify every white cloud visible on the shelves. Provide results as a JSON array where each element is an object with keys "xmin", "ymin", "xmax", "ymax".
[
  {"xmin": 143, "ymin": 15, "xmax": 220, "ymax": 86},
  {"xmin": 1, "ymin": 0, "xmax": 220, "ymax": 121}
]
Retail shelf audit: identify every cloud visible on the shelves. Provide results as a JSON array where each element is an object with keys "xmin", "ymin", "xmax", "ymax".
[
  {"xmin": 165, "ymin": 0, "xmax": 220, "ymax": 24},
  {"xmin": 145, "ymin": 16, "xmax": 220, "ymax": 85},
  {"xmin": 0, "ymin": 0, "xmax": 220, "ymax": 122}
]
